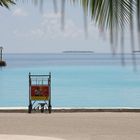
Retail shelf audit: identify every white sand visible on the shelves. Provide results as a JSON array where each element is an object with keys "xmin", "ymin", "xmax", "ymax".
[
  {"xmin": 0, "ymin": 112, "xmax": 140, "ymax": 140},
  {"xmin": 0, "ymin": 135, "xmax": 64, "ymax": 140}
]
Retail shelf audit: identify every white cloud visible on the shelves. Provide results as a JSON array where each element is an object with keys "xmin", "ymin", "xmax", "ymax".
[
  {"xmin": 12, "ymin": 12, "xmax": 101, "ymax": 41},
  {"xmin": 31, "ymin": 12, "xmax": 84, "ymax": 39},
  {"xmin": 12, "ymin": 8, "xmax": 28, "ymax": 17}
]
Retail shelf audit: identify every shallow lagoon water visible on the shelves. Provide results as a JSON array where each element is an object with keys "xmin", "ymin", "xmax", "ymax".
[{"xmin": 0, "ymin": 53, "xmax": 140, "ymax": 108}]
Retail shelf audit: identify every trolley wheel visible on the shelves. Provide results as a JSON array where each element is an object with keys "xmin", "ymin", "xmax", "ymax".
[
  {"xmin": 48, "ymin": 106, "xmax": 52, "ymax": 113},
  {"xmin": 41, "ymin": 107, "xmax": 44, "ymax": 113},
  {"xmin": 28, "ymin": 104, "xmax": 32, "ymax": 113}
]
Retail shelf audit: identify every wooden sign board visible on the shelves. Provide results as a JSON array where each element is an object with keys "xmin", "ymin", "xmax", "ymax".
[{"xmin": 31, "ymin": 85, "xmax": 49, "ymax": 100}]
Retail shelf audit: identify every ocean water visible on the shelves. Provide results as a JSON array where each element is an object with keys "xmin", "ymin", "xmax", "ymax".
[{"xmin": 1, "ymin": 53, "xmax": 140, "ymax": 108}]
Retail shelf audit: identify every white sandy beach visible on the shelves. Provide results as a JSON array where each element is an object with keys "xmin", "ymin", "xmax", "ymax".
[
  {"xmin": 0, "ymin": 135, "xmax": 64, "ymax": 140},
  {"xmin": 0, "ymin": 112, "xmax": 140, "ymax": 140}
]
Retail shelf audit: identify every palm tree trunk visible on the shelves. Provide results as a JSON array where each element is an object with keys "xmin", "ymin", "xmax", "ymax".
[
  {"xmin": 61, "ymin": 0, "xmax": 65, "ymax": 30},
  {"xmin": 82, "ymin": 0, "xmax": 88, "ymax": 38},
  {"xmin": 53, "ymin": 0, "xmax": 58, "ymax": 13},
  {"xmin": 137, "ymin": 0, "xmax": 140, "ymax": 51},
  {"xmin": 130, "ymin": 0, "xmax": 137, "ymax": 71}
]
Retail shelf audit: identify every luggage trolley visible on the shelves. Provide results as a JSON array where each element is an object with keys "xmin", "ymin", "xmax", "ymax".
[{"xmin": 28, "ymin": 72, "xmax": 52, "ymax": 113}]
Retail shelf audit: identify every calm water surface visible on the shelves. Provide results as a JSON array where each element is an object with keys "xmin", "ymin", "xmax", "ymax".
[{"xmin": 0, "ymin": 53, "xmax": 140, "ymax": 108}]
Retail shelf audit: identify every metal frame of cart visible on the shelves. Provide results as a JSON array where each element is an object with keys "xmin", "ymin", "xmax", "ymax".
[{"xmin": 28, "ymin": 72, "xmax": 52, "ymax": 113}]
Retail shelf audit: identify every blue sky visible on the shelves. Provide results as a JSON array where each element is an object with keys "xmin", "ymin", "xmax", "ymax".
[{"xmin": 0, "ymin": 0, "xmax": 137, "ymax": 53}]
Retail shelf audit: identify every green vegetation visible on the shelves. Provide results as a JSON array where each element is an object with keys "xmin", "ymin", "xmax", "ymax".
[{"xmin": 0, "ymin": 0, "xmax": 15, "ymax": 8}]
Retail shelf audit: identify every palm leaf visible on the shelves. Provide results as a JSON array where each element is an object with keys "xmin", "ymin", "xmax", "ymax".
[{"xmin": 0, "ymin": 0, "xmax": 15, "ymax": 8}]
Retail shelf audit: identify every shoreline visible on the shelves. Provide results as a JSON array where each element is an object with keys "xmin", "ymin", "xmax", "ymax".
[{"xmin": 0, "ymin": 107, "xmax": 140, "ymax": 113}]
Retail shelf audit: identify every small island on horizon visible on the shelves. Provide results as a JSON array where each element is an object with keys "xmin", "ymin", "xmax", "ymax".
[{"xmin": 62, "ymin": 51, "xmax": 94, "ymax": 54}]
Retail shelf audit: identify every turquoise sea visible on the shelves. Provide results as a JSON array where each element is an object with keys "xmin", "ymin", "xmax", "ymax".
[{"xmin": 1, "ymin": 53, "xmax": 140, "ymax": 108}]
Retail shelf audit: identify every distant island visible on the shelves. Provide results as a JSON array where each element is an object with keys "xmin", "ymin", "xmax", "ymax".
[{"xmin": 63, "ymin": 51, "xmax": 94, "ymax": 54}]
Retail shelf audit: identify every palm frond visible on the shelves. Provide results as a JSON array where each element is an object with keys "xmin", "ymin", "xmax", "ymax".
[{"xmin": 0, "ymin": 0, "xmax": 15, "ymax": 8}]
